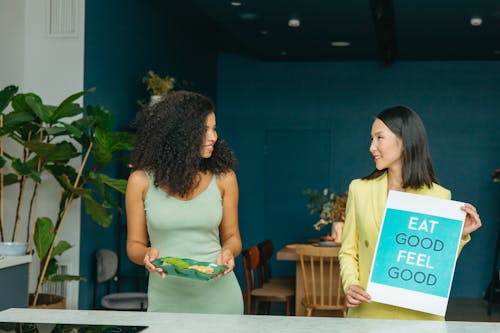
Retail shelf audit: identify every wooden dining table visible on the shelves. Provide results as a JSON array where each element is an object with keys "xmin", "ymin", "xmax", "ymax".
[{"xmin": 276, "ymin": 243, "xmax": 343, "ymax": 316}]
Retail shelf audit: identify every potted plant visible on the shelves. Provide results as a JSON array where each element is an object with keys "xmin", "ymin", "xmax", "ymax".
[
  {"xmin": 303, "ymin": 187, "xmax": 348, "ymax": 243},
  {"xmin": 0, "ymin": 85, "xmax": 134, "ymax": 307},
  {"xmin": 142, "ymin": 70, "xmax": 175, "ymax": 104}
]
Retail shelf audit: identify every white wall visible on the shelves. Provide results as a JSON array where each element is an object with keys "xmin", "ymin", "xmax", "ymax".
[
  {"xmin": 0, "ymin": 0, "xmax": 25, "ymax": 87},
  {"xmin": 0, "ymin": 0, "xmax": 85, "ymax": 309}
]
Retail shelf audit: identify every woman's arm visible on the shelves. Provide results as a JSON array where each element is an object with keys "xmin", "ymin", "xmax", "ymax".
[
  {"xmin": 125, "ymin": 170, "xmax": 165, "ymax": 277},
  {"xmin": 216, "ymin": 170, "xmax": 242, "ymax": 273},
  {"xmin": 461, "ymin": 203, "xmax": 482, "ymax": 237},
  {"xmin": 339, "ymin": 181, "xmax": 371, "ymax": 307}
]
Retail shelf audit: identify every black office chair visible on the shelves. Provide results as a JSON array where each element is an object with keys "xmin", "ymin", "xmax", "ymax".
[{"xmin": 93, "ymin": 249, "xmax": 148, "ymax": 311}]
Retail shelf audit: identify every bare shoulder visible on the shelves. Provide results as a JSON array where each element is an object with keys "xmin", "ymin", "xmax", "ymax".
[
  {"xmin": 216, "ymin": 170, "xmax": 237, "ymax": 194},
  {"xmin": 127, "ymin": 169, "xmax": 149, "ymax": 192},
  {"xmin": 216, "ymin": 169, "xmax": 237, "ymax": 185}
]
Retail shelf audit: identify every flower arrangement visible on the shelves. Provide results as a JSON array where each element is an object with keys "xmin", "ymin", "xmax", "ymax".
[
  {"xmin": 142, "ymin": 70, "xmax": 175, "ymax": 96},
  {"xmin": 303, "ymin": 188, "xmax": 348, "ymax": 231}
]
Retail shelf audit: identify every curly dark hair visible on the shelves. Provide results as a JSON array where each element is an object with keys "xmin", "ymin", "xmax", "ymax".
[{"xmin": 131, "ymin": 90, "xmax": 237, "ymax": 197}]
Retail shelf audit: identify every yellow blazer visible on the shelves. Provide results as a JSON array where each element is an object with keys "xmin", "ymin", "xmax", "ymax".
[{"xmin": 339, "ymin": 172, "xmax": 470, "ymax": 320}]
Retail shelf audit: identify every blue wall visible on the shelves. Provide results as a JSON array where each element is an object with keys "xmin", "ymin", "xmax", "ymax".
[
  {"xmin": 216, "ymin": 54, "xmax": 500, "ymax": 298},
  {"xmin": 81, "ymin": 3, "xmax": 500, "ymax": 309},
  {"xmin": 81, "ymin": 0, "xmax": 218, "ymax": 309}
]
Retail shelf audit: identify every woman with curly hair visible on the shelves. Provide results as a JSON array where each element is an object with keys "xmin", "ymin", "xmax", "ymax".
[{"xmin": 126, "ymin": 90, "xmax": 243, "ymax": 314}]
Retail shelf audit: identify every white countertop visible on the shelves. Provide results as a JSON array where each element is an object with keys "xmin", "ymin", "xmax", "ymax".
[
  {"xmin": 0, "ymin": 308, "xmax": 499, "ymax": 333},
  {"xmin": 0, "ymin": 255, "xmax": 32, "ymax": 269}
]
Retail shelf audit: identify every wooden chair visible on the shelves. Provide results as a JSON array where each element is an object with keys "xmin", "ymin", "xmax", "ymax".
[
  {"xmin": 296, "ymin": 245, "xmax": 346, "ymax": 317},
  {"xmin": 242, "ymin": 246, "xmax": 295, "ymax": 315},
  {"xmin": 257, "ymin": 239, "xmax": 295, "ymax": 290}
]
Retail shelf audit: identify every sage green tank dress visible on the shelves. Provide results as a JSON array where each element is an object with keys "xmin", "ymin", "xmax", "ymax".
[{"xmin": 145, "ymin": 173, "xmax": 243, "ymax": 314}]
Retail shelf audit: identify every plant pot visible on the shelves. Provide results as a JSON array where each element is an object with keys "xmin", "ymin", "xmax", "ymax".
[
  {"xmin": 0, "ymin": 242, "xmax": 28, "ymax": 256},
  {"xmin": 29, "ymin": 293, "xmax": 66, "ymax": 309}
]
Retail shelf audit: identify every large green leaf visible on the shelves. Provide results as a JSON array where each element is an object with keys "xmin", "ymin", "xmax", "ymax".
[
  {"xmin": 86, "ymin": 104, "xmax": 113, "ymax": 130},
  {"xmin": 45, "ymin": 164, "xmax": 78, "ymax": 191},
  {"xmin": 90, "ymin": 172, "xmax": 128, "ymax": 194},
  {"xmin": 52, "ymin": 240, "xmax": 72, "ymax": 258},
  {"xmin": 112, "ymin": 131, "xmax": 135, "ymax": 151},
  {"xmin": 44, "ymin": 125, "xmax": 70, "ymax": 136},
  {"xmin": 102, "ymin": 190, "xmax": 119, "ymax": 210},
  {"xmin": 1, "ymin": 173, "xmax": 19, "ymax": 186},
  {"xmin": 45, "ymin": 258, "xmax": 58, "ymax": 278},
  {"xmin": 0, "ymin": 85, "xmax": 18, "ymax": 113},
  {"xmin": 51, "ymin": 103, "xmax": 83, "ymax": 122},
  {"xmin": 0, "ymin": 110, "xmax": 36, "ymax": 130},
  {"xmin": 92, "ymin": 130, "xmax": 134, "ymax": 165},
  {"xmin": 56, "ymin": 122, "xmax": 84, "ymax": 138},
  {"xmin": 91, "ymin": 129, "xmax": 114, "ymax": 165},
  {"xmin": 71, "ymin": 116, "xmax": 96, "ymax": 132},
  {"xmin": 92, "ymin": 128, "xmax": 133, "ymax": 166},
  {"xmin": 82, "ymin": 195, "xmax": 112, "ymax": 227},
  {"xmin": 47, "ymin": 274, "xmax": 85, "ymax": 282},
  {"xmin": 34, "ymin": 217, "xmax": 55, "ymax": 261},
  {"xmin": 11, "ymin": 158, "xmax": 42, "ymax": 183},
  {"xmin": 11, "ymin": 93, "xmax": 43, "ymax": 116},
  {"xmin": 51, "ymin": 88, "xmax": 94, "ymax": 122},
  {"xmin": 9, "ymin": 121, "xmax": 42, "ymax": 143},
  {"xmin": 25, "ymin": 95, "xmax": 50, "ymax": 123},
  {"xmin": 25, "ymin": 141, "xmax": 79, "ymax": 162}
]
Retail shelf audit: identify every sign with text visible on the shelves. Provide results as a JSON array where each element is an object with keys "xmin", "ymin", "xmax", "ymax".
[{"xmin": 366, "ymin": 191, "xmax": 465, "ymax": 316}]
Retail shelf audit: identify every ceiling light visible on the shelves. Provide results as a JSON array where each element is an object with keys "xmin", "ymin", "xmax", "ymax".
[
  {"xmin": 239, "ymin": 12, "xmax": 257, "ymax": 20},
  {"xmin": 288, "ymin": 18, "xmax": 300, "ymax": 28},
  {"xmin": 331, "ymin": 41, "xmax": 351, "ymax": 47},
  {"xmin": 260, "ymin": 30, "xmax": 268, "ymax": 35},
  {"xmin": 470, "ymin": 17, "xmax": 482, "ymax": 26},
  {"xmin": 230, "ymin": 2, "xmax": 242, "ymax": 6},
  {"xmin": 280, "ymin": 51, "xmax": 288, "ymax": 56}
]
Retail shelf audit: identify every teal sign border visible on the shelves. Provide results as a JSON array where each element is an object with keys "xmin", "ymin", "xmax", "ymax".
[{"xmin": 371, "ymin": 208, "xmax": 462, "ymax": 297}]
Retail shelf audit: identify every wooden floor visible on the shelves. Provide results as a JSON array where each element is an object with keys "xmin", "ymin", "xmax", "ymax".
[{"xmin": 446, "ymin": 298, "xmax": 500, "ymax": 322}]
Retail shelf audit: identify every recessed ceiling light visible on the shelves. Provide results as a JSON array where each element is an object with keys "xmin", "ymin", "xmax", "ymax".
[
  {"xmin": 331, "ymin": 41, "xmax": 351, "ymax": 47},
  {"xmin": 239, "ymin": 12, "xmax": 257, "ymax": 20},
  {"xmin": 260, "ymin": 30, "xmax": 268, "ymax": 35},
  {"xmin": 470, "ymin": 17, "xmax": 482, "ymax": 26},
  {"xmin": 288, "ymin": 18, "xmax": 300, "ymax": 28},
  {"xmin": 240, "ymin": 13, "xmax": 257, "ymax": 20},
  {"xmin": 280, "ymin": 51, "xmax": 288, "ymax": 56},
  {"xmin": 230, "ymin": 2, "xmax": 242, "ymax": 6}
]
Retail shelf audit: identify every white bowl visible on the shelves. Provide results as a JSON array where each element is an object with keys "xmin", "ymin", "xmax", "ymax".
[{"xmin": 0, "ymin": 242, "xmax": 29, "ymax": 256}]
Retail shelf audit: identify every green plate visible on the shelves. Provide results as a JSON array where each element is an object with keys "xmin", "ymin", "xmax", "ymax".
[{"xmin": 152, "ymin": 257, "xmax": 227, "ymax": 281}]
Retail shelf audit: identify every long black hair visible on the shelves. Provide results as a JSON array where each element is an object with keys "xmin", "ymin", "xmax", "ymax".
[
  {"xmin": 131, "ymin": 90, "xmax": 237, "ymax": 197},
  {"xmin": 363, "ymin": 105, "xmax": 439, "ymax": 188}
]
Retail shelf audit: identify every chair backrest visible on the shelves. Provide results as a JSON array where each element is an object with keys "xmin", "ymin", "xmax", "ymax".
[
  {"xmin": 95, "ymin": 249, "xmax": 119, "ymax": 283},
  {"xmin": 257, "ymin": 239, "xmax": 274, "ymax": 286},
  {"xmin": 93, "ymin": 249, "xmax": 148, "ymax": 311},
  {"xmin": 296, "ymin": 245, "xmax": 345, "ymax": 312},
  {"xmin": 242, "ymin": 246, "xmax": 260, "ymax": 296},
  {"xmin": 93, "ymin": 249, "xmax": 118, "ymax": 309}
]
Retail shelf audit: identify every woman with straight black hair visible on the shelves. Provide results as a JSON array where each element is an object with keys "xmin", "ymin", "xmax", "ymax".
[{"xmin": 339, "ymin": 105, "xmax": 482, "ymax": 320}]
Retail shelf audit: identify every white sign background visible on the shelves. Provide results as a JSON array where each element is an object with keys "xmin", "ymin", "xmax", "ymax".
[{"xmin": 366, "ymin": 191, "xmax": 465, "ymax": 316}]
